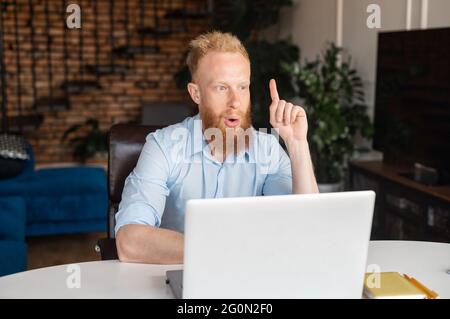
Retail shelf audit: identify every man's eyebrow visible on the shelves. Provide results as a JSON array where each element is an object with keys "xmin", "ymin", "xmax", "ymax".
[
  {"xmin": 209, "ymin": 81, "xmax": 227, "ymax": 85},
  {"xmin": 208, "ymin": 80, "xmax": 250, "ymax": 85}
]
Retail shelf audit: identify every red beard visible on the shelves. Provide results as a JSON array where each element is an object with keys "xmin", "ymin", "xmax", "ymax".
[{"xmin": 200, "ymin": 106, "xmax": 253, "ymax": 158}]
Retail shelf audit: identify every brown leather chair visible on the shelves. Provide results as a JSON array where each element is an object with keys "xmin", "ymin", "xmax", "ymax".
[{"xmin": 96, "ymin": 123, "xmax": 162, "ymax": 260}]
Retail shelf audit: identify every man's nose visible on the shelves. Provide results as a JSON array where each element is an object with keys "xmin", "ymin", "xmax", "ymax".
[{"xmin": 228, "ymin": 90, "xmax": 241, "ymax": 109}]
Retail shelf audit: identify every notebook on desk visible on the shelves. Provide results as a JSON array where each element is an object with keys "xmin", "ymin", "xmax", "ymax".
[
  {"xmin": 166, "ymin": 191, "xmax": 376, "ymax": 298},
  {"xmin": 364, "ymin": 272, "xmax": 439, "ymax": 299}
]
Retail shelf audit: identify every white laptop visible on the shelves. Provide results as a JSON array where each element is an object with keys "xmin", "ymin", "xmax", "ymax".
[{"xmin": 166, "ymin": 191, "xmax": 375, "ymax": 299}]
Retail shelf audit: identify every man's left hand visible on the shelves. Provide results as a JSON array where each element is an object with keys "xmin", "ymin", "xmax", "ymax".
[{"xmin": 268, "ymin": 79, "xmax": 308, "ymax": 143}]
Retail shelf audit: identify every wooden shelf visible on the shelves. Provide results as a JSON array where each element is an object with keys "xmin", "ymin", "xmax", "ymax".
[
  {"xmin": 349, "ymin": 160, "xmax": 450, "ymax": 243},
  {"xmin": 350, "ymin": 161, "xmax": 450, "ymax": 203}
]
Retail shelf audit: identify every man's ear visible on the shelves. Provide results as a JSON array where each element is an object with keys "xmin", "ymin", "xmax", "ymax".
[{"xmin": 187, "ymin": 82, "xmax": 201, "ymax": 105}]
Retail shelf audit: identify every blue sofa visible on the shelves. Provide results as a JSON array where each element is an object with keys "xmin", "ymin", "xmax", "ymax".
[
  {"xmin": 0, "ymin": 196, "xmax": 27, "ymax": 276},
  {"xmin": 0, "ymin": 147, "xmax": 107, "ymax": 237}
]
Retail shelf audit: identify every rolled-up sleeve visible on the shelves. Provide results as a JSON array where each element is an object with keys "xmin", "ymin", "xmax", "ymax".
[
  {"xmin": 114, "ymin": 132, "xmax": 171, "ymax": 235},
  {"xmin": 262, "ymin": 136, "xmax": 292, "ymax": 196}
]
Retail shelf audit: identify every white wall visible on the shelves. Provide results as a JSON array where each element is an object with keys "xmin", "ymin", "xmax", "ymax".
[
  {"xmin": 428, "ymin": 0, "xmax": 450, "ymax": 28},
  {"xmin": 276, "ymin": 0, "xmax": 337, "ymax": 62},
  {"xmin": 278, "ymin": 0, "xmax": 450, "ymax": 120}
]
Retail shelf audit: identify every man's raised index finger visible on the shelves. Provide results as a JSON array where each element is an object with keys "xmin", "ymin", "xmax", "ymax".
[{"xmin": 269, "ymin": 79, "xmax": 279, "ymax": 102}]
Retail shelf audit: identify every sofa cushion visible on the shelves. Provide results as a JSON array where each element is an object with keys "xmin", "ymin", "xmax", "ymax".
[
  {"xmin": 24, "ymin": 167, "xmax": 107, "ymax": 222},
  {"xmin": 0, "ymin": 178, "xmax": 25, "ymax": 195},
  {"xmin": 0, "ymin": 144, "xmax": 35, "ymax": 182},
  {"xmin": 0, "ymin": 196, "xmax": 26, "ymax": 241},
  {"xmin": 0, "ymin": 166, "xmax": 106, "ymax": 195},
  {"xmin": 0, "ymin": 240, "xmax": 27, "ymax": 276},
  {"xmin": 26, "ymin": 218, "xmax": 106, "ymax": 236},
  {"xmin": 26, "ymin": 167, "xmax": 107, "ymax": 195},
  {"xmin": 0, "ymin": 165, "xmax": 107, "ymax": 234},
  {"xmin": 15, "ymin": 144, "xmax": 35, "ymax": 179},
  {"xmin": 0, "ymin": 146, "xmax": 34, "ymax": 193},
  {"xmin": 26, "ymin": 192, "xmax": 107, "ymax": 222}
]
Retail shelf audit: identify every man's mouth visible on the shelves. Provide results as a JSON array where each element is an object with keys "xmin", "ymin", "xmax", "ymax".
[{"xmin": 224, "ymin": 116, "xmax": 241, "ymax": 128}]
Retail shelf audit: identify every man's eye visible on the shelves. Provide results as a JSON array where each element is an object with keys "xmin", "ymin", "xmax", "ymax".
[
  {"xmin": 240, "ymin": 85, "xmax": 248, "ymax": 90},
  {"xmin": 217, "ymin": 86, "xmax": 227, "ymax": 91}
]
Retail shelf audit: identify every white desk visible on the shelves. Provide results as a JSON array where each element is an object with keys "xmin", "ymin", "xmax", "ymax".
[{"xmin": 0, "ymin": 241, "xmax": 448, "ymax": 299}]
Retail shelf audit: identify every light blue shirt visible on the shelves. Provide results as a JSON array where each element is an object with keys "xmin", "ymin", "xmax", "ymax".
[{"xmin": 115, "ymin": 114, "xmax": 292, "ymax": 234}]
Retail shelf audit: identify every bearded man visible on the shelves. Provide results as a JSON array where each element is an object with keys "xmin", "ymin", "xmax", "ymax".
[{"xmin": 115, "ymin": 31, "xmax": 319, "ymax": 264}]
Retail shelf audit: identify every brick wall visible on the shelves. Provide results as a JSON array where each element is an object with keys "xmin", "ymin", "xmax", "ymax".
[{"xmin": 1, "ymin": 0, "xmax": 209, "ymax": 163}]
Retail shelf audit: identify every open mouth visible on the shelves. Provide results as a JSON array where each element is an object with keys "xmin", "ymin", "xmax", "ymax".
[{"xmin": 224, "ymin": 116, "xmax": 241, "ymax": 128}]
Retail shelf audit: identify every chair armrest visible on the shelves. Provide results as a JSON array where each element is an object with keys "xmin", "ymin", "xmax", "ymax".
[{"xmin": 95, "ymin": 238, "xmax": 118, "ymax": 260}]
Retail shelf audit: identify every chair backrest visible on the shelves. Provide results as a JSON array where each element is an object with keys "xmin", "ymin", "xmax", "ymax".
[
  {"xmin": 107, "ymin": 124, "xmax": 162, "ymax": 238},
  {"xmin": 142, "ymin": 102, "xmax": 194, "ymax": 126}
]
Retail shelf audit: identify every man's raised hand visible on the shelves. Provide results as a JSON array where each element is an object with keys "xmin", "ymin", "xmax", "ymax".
[{"xmin": 268, "ymin": 79, "xmax": 308, "ymax": 143}]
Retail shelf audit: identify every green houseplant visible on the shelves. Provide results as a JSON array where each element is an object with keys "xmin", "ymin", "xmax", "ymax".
[
  {"xmin": 289, "ymin": 43, "xmax": 373, "ymax": 187},
  {"xmin": 61, "ymin": 118, "xmax": 108, "ymax": 163}
]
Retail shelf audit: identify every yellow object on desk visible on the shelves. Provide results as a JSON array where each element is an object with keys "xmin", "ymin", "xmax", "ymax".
[{"xmin": 364, "ymin": 272, "xmax": 439, "ymax": 299}]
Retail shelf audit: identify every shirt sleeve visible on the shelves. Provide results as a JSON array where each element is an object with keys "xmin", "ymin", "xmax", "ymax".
[
  {"xmin": 114, "ymin": 132, "xmax": 171, "ymax": 235},
  {"xmin": 262, "ymin": 135, "xmax": 293, "ymax": 196}
]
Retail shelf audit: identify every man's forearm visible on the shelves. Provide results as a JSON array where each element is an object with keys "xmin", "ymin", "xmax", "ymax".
[
  {"xmin": 285, "ymin": 140, "xmax": 319, "ymax": 194},
  {"xmin": 116, "ymin": 224, "xmax": 184, "ymax": 264}
]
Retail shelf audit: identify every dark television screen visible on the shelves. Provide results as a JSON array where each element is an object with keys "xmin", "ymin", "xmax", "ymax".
[{"xmin": 373, "ymin": 27, "xmax": 450, "ymax": 174}]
